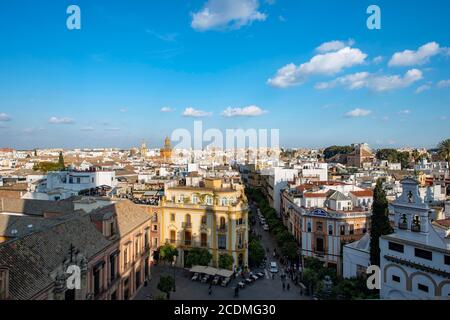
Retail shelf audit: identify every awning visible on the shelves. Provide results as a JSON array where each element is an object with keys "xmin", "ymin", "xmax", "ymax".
[
  {"xmin": 190, "ymin": 265, "xmax": 207, "ymax": 273},
  {"xmin": 216, "ymin": 269, "xmax": 234, "ymax": 278},
  {"xmin": 203, "ymin": 266, "xmax": 218, "ymax": 276}
]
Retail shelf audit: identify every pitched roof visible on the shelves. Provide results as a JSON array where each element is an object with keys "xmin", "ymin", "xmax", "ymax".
[
  {"xmin": 350, "ymin": 190, "xmax": 374, "ymax": 197},
  {"xmin": 0, "ymin": 198, "xmax": 75, "ymax": 217},
  {"xmin": 90, "ymin": 200, "xmax": 151, "ymax": 236},
  {"xmin": 327, "ymin": 190, "xmax": 351, "ymax": 201},
  {"xmin": 0, "ymin": 214, "xmax": 111, "ymax": 300}
]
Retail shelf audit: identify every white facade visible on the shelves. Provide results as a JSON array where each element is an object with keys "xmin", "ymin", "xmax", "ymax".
[
  {"xmin": 266, "ymin": 167, "xmax": 298, "ymax": 214},
  {"xmin": 380, "ymin": 178, "xmax": 450, "ymax": 300},
  {"xmin": 343, "ymin": 233, "xmax": 371, "ymax": 279},
  {"xmin": 45, "ymin": 170, "xmax": 116, "ymax": 193}
]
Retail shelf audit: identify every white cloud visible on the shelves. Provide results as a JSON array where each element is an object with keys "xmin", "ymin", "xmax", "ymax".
[
  {"xmin": 182, "ymin": 107, "xmax": 212, "ymax": 117},
  {"xmin": 344, "ymin": 108, "xmax": 371, "ymax": 118},
  {"xmin": 372, "ymin": 56, "xmax": 383, "ymax": 64},
  {"xmin": 315, "ymin": 69, "xmax": 423, "ymax": 92},
  {"xmin": 105, "ymin": 127, "xmax": 120, "ymax": 131},
  {"xmin": 221, "ymin": 105, "xmax": 268, "ymax": 117},
  {"xmin": 268, "ymin": 47, "xmax": 367, "ymax": 88},
  {"xmin": 191, "ymin": 0, "xmax": 266, "ymax": 31},
  {"xmin": 388, "ymin": 42, "xmax": 441, "ymax": 67},
  {"xmin": 80, "ymin": 126, "xmax": 95, "ymax": 131},
  {"xmin": 437, "ymin": 79, "xmax": 450, "ymax": 88},
  {"xmin": 0, "ymin": 113, "xmax": 11, "ymax": 121},
  {"xmin": 119, "ymin": 108, "xmax": 128, "ymax": 113},
  {"xmin": 398, "ymin": 109, "xmax": 411, "ymax": 115},
  {"xmin": 49, "ymin": 117, "xmax": 75, "ymax": 124},
  {"xmin": 415, "ymin": 84, "xmax": 431, "ymax": 93},
  {"xmin": 145, "ymin": 29, "xmax": 179, "ymax": 42},
  {"xmin": 315, "ymin": 39, "xmax": 355, "ymax": 53},
  {"xmin": 161, "ymin": 107, "xmax": 174, "ymax": 113}
]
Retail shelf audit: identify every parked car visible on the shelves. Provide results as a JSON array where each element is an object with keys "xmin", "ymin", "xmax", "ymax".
[
  {"xmin": 250, "ymin": 273, "xmax": 259, "ymax": 281},
  {"xmin": 263, "ymin": 224, "xmax": 269, "ymax": 231},
  {"xmin": 269, "ymin": 262, "xmax": 279, "ymax": 273},
  {"xmin": 245, "ymin": 278, "xmax": 253, "ymax": 285},
  {"xmin": 238, "ymin": 281, "xmax": 246, "ymax": 289},
  {"xmin": 191, "ymin": 273, "xmax": 199, "ymax": 281},
  {"xmin": 256, "ymin": 272, "xmax": 265, "ymax": 278},
  {"xmin": 212, "ymin": 276, "xmax": 220, "ymax": 285}
]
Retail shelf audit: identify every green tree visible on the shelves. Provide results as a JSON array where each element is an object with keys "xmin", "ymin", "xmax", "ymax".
[
  {"xmin": 248, "ymin": 238, "xmax": 265, "ymax": 267},
  {"xmin": 185, "ymin": 248, "xmax": 212, "ymax": 267},
  {"xmin": 437, "ymin": 139, "xmax": 450, "ymax": 162},
  {"xmin": 157, "ymin": 276, "xmax": 175, "ymax": 300},
  {"xmin": 218, "ymin": 253, "xmax": 234, "ymax": 270},
  {"xmin": 281, "ymin": 241, "xmax": 298, "ymax": 262},
  {"xmin": 58, "ymin": 151, "xmax": 65, "ymax": 170},
  {"xmin": 370, "ymin": 179, "xmax": 393, "ymax": 267},
  {"xmin": 323, "ymin": 146, "xmax": 353, "ymax": 160},
  {"xmin": 159, "ymin": 243, "xmax": 179, "ymax": 265}
]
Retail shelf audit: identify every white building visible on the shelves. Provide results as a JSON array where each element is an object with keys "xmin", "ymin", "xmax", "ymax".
[
  {"xmin": 261, "ymin": 166, "xmax": 298, "ymax": 215},
  {"xmin": 45, "ymin": 170, "xmax": 116, "ymax": 191},
  {"xmin": 380, "ymin": 178, "xmax": 450, "ymax": 300},
  {"xmin": 343, "ymin": 233, "xmax": 371, "ymax": 279}
]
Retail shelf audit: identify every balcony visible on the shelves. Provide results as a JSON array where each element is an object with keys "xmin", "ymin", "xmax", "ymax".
[
  {"xmin": 217, "ymin": 225, "xmax": 228, "ymax": 233},
  {"xmin": 182, "ymin": 222, "xmax": 192, "ymax": 229}
]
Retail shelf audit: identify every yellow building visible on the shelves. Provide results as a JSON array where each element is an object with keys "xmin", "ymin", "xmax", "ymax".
[
  {"xmin": 160, "ymin": 178, "xmax": 249, "ymax": 269},
  {"xmin": 160, "ymin": 137, "xmax": 172, "ymax": 162}
]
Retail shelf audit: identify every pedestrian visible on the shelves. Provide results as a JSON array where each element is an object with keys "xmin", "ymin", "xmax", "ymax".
[
  {"xmin": 209, "ymin": 287, "xmax": 212, "ymax": 295},
  {"xmin": 272, "ymin": 273, "xmax": 275, "ymax": 280},
  {"xmin": 282, "ymin": 282, "xmax": 285, "ymax": 291},
  {"xmin": 287, "ymin": 283, "xmax": 290, "ymax": 291}
]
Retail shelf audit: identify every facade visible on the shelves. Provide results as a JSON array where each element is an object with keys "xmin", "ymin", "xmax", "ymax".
[
  {"xmin": 45, "ymin": 170, "xmax": 117, "ymax": 194},
  {"xmin": 0, "ymin": 199, "xmax": 154, "ymax": 300},
  {"xmin": 380, "ymin": 178, "xmax": 450, "ymax": 300},
  {"xmin": 280, "ymin": 182, "xmax": 373, "ymax": 275},
  {"xmin": 160, "ymin": 177, "xmax": 248, "ymax": 269},
  {"xmin": 260, "ymin": 166, "xmax": 298, "ymax": 215},
  {"xmin": 343, "ymin": 233, "xmax": 371, "ymax": 279},
  {"xmin": 347, "ymin": 143, "xmax": 375, "ymax": 168}
]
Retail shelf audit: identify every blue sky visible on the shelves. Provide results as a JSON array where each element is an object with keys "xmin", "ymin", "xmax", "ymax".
[{"xmin": 0, "ymin": 0, "xmax": 449, "ymax": 150}]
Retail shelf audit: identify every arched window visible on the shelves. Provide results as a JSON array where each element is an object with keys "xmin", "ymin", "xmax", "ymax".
[
  {"xmin": 220, "ymin": 217, "xmax": 226, "ymax": 228},
  {"xmin": 206, "ymin": 196, "xmax": 213, "ymax": 205},
  {"xmin": 307, "ymin": 222, "xmax": 311, "ymax": 232},
  {"xmin": 221, "ymin": 198, "xmax": 228, "ymax": 206},
  {"xmin": 185, "ymin": 214, "xmax": 191, "ymax": 227},
  {"xmin": 412, "ymin": 215, "xmax": 421, "ymax": 232}
]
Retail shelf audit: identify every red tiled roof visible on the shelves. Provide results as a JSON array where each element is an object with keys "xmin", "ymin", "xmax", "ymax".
[
  {"xmin": 304, "ymin": 192, "xmax": 328, "ymax": 198},
  {"xmin": 350, "ymin": 190, "xmax": 374, "ymax": 197}
]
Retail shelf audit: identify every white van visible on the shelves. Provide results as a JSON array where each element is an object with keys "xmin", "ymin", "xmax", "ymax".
[{"xmin": 269, "ymin": 262, "xmax": 278, "ymax": 273}]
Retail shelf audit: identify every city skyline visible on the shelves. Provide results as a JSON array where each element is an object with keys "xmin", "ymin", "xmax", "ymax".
[{"xmin": 0, "ymin": 0, "xmax": 449, "ymax": 150}]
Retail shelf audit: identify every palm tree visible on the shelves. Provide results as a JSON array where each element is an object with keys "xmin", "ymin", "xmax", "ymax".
[{"xmin": 437, "ymin": 139, "xmax": 450, "ymax": 162}]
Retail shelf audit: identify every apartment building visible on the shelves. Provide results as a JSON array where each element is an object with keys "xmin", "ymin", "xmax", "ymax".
[
  {"xmin": 160, "ymin": 177, "xmax": 249, "ymax": 269},
  {"xmin": 280, "ymin": 181, "xmax": 373, "ymax": 274}
]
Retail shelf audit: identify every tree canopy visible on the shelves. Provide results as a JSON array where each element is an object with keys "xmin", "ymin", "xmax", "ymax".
[
  {"xmin": 185, "ymin": 248, "xmax": 212, "ymax": 267},
  {"xmin": 437, "ymin": 139, "xmax": 450, "ymax": 162},
  {"xmin": 370, "ymin": 179, "xmax": 393, "ymax": 267},
  {"xmin": 218, "ymin": 253, "xmax": 234, "ymax": 270},
  {"xmin": 323, "ymin": 146, "xmax": 353, "ymax": 160}
]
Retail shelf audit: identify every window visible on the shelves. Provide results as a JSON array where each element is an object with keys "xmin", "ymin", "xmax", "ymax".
[
  {"xmin": 445, "ymin": 255, "xmax": 450, "ymax": 266},
  {"xmin": 135, "ymin": 239, "xmax": 140, "ymax": 258},
  {"xmin": 415, "ymin": 248, "xmax": 432, "ymax": 261},
  {"xmin": 349, "ymin": 225, "xmax": 354, "ymax": 235},
  {"xmin": 328, "ymin": 225, "xmax": 333, "ymax": 236},
  {"xmin": 316, "ymin": 222, "xmax": 323, "ymax": 232},
  {"xmin": 392, "ymin": 275, "xmax": 400, "ymax": 283},
  {"xmin": 307, "ymin": 222, "xmax": 311, "ymax": 232},
  {"xmin": 184, "ymin": 231, "xmax": 192, "ymax": 246},
  {"xmin": 153, "ymin": 224, "xmax": 157, "ymax": 231},
  {"xmin": 221, "ymin": 198, "xmax": 228, "ymax": 206},
  {"xmin": 192, "ymin": 195, "xmax": 198, "ymax": 204},
  {"xmin": 201, "ymin": 215, "xmax": 207, "ymax": 224},
  {"xmin": 124, "ymin": 247, "xmax": 129, "ymax": 268},
  {"xmin": 218, "ymin": 235, "xmax": 227, "ymax": 250},
  {"xmin": 220, "ymin": 217, "xmax": 226, "ymax": 229},
  {"xmin": 201, "ymin": 233, "xmax": 208, "ymax": 247},
  {"xmin": 316, "ymin": 238, "xmax": 324, "ymax": 253},
  {"xmin": 206, "ymin": 196, "xmax": 213, "ymax": 205},
  {"xmin": 388, "ymin": 241, "xmax": 404, "ymax": 253},
  {"xmin": 170, "ymin": 213, "xmax": 175, "ymax": 222},
  {"xmin": 418, "ymin": 283, "xmax": 429, "ymax": 293},
  {"xmin": 110, "ymin": 254, "xmax": 117, "ymax": 281},
  {"xmin": 185, "ymin": 214, "xmax": 191, "ymax": 227},
  {"xmin": 340, "ymin": 225, "xmax": 346, "ymax": 236},
  {"xmin": 170, "ymin": 230, "xmax": 176, "ymax": 244}
]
